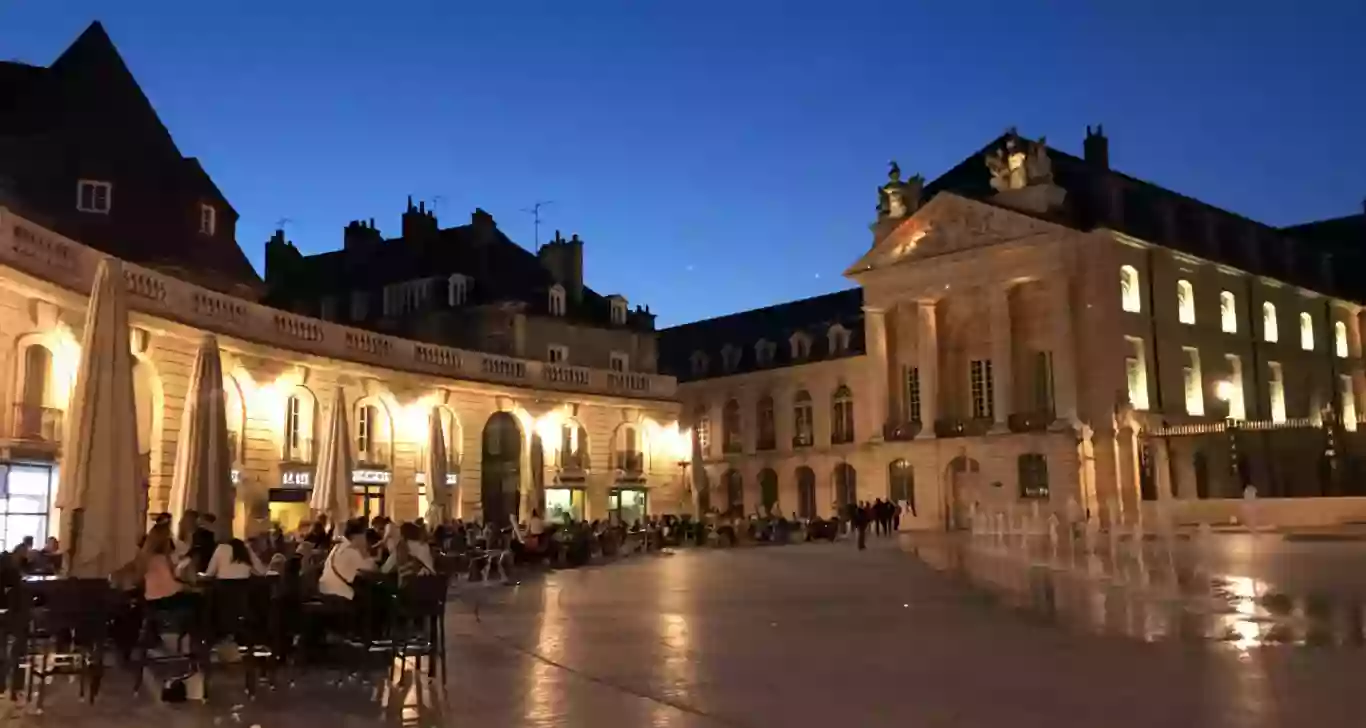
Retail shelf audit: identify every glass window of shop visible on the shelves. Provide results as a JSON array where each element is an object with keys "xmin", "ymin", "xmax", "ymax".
[
  {"xmin": 545, "ymin": 487, "xmax": 585, "ymax": 524},
  {"xmin": 0, "ymin": 463, "xmax": 58, "ymax": 552},
  {"xmin": 608, "ymin": 487, "xmax": 647, "ymax": 527}
]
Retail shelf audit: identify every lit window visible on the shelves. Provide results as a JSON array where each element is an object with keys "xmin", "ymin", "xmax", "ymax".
[
  {"xmin": 547, "ymin": 344, "xmax": 568, "ymax": 364},
  {"xmin": 1182, "ymin": 347, "xmax": 1204, "ymax": 416},
  {"xmin": 831, "ymin": 385, "xmax": 855, "ymax": 444},
  {"xmin": 1120, "ymin": 265, "xmax": 1141, "ymax": 313},
  {"xmin": 1124, "ymin": 336, "xmax": 1149, "ymax": 410},
  {"xmin": 1336, "ymin": 321, "xmax": 1349, "ymax": 358},
  {"xmin": 693, "ymin": 405, "xmax": 711, "ymax": 453},
  {"xmin": 1299, "ymin": 312, "xmax": 1314, "ymax": 351},
  {"xmin": 1341, "ymin": 375, "xmax": 1357, "ymax": 432},
  {"xmin": 199, "ymin": 204, "xmax": 216, "ymax": 235},
  {"xmin": 610, "ymin": 351, "xmax": 629, "ymax": 372},
  {"xmin": 610, "ymin": 297, "xmax": 628, "ymax": 325},
  {"xmin": 1176, "ymin": 280, "xmax": 1195, "ymax": 325},
  {"xmin": 970, "ymin": 359, "xmax": 995, "ymax": 419},
  {"xmin": 1262, "ymin": 302, "xmax": 1278, "ymax": 343},
  {"xmin": 1222, "ymin": 354, "xmax": 1245, "ymax": 420},
  {"xmin": 1219, "ymin": 291, "xmax": 1237, "ymax": 333},
  {"xmin": 549, "ymin": 284, "xmax": 566, "ymax": 317},
  {"xmin": 285, "ymin": 395, "xmax": 304, "ymax": 460},
  {"xmin": 76, "ymin": 180, "xmax": 112, "ymax": 214},
  {"xmin": 1268, "ymin": 362, "xmax": 1286, "ymax": 423},
  {"xmin": 357, "ymin": 404, "xmax": 376, "ymax": 456}
]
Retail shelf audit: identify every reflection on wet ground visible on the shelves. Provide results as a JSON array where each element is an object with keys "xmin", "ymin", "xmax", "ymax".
[{"xmin": 908, "ymin": 531, "xmax": 1366, "ymax": 648}]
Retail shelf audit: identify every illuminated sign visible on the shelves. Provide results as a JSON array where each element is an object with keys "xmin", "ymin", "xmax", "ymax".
[
  {"xmin": 281, "ymin": 471, "xmax": 311, "ymax": 488},
  {"xmin": 351, "ymin": 469, "xmax": 391, "ymax": 484},
  {"xmin": 414, "ymin": 472, "xmax": 459, "ymax": 486},
  {"xmin": 230, "ymin": 469, "xmax": 241, "ymax": 485}
]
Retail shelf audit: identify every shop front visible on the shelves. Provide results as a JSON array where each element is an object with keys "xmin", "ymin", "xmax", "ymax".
[
  {"xmin": 608, "ymin": 486, "xmax": 647, "ymax": 526},
  {"xmin": 352, "ymin": 468, "xmax": 391, "ymax": 521},
  {"xmin": 269, "ymin": 467, "xmax": 312, "ymax": 530},
  {"xmin": 545, "ymin": 483, "xmax": 586, "ymax": 524},
  {"xmin": 0, "ymin": 461, "xmax": 59, "ymax": 552}
]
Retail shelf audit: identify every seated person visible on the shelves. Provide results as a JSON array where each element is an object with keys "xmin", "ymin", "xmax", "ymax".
[
  {"xmin": 318, "ymin": 520, "xmax": 377, "ymax": 602},
  {"xmin": 382, "ymin": 522, "xmax": 435, "ymax": 581},
  {"xmin": 204, "ymin": 538, "xmax": 266, "ymax": 580}
]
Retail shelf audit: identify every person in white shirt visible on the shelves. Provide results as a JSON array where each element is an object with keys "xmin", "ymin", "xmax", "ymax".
[
  {"xmin": 203, "ymin": 538, "xmax": 265, "ymax": 580},
  {"xmin": 381, "ymin": 522, "xmax": 435, "ymax": 575},
  {"xmin": 319, "ymin": 520, "xmax": 377, "ymax": 601},
  {"xmin": 527, "ymin": 510, "xmax": 545, "ymax": 537}
]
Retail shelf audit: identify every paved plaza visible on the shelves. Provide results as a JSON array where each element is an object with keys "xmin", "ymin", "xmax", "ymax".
[{"xmin": 5, "ymin": 534, "xmax": 1366, "ymax": 727}]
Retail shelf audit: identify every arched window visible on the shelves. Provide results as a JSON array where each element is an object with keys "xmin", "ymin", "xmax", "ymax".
[
  {"xmin": 356, "ymin": 401, "xmax": 390, "ymax": 464},
  {"xmin": 1219, "ymin": 291, "xmax": 1237, "ymax": 333},
  {"xmin": 792, "ymin": 390, "xmax": 814, "ymax": 447},
  {"xmin": 1336, "ymin": 321, "xmax": 1349, "ymax": 358},
  {"xmin": 722, "ymin": 398, "xmax": 742, "ymax": 453},
  {"xmin": 15, "ymin": 344, "xmax": 55, "ymax": 442},
  {"xmin": 723, "ymin": 469, "xmax": 744, "ymax": 516},
  {"xmin": 1120, "ymin": 265, "xmax": 1141, "ymax": 313},
  {"xmin": 888, "ymin": 459, "xmax": 915, "ymax": 516},
  {"xmin": 223, "ymin": 376, "xmax": 245, "ymax": 464},
  {"xmin": 1300, "ymin": 311, "xmax": 1314, "ymax": 351},
  {"xmin": 1176, "ymin": 279, "xmax": 1195, "ymax": 324},
  {"xmin": 795, "ymin": 466, "xmax": 816, "ymax": 519},
  {"xmin": 1018, "ymin": 453, "xmax": 1049, "ymax": 499},
  {"xmin": 283, "ymin": 389, "xmax": 316, "ymax": 463},
  {"xmin": 831, "ymin": 385, "xmax": 854, "ymax": 444},
  {"xmin": 755, "ymin": 395, "xmax": 776, "ymax": 450},
  {"xmin": 758, "ymin": 468, "xmax": 778, "ymax": 515},
  {"xmin": 558, "ymin": 419, "xmax": 589, "ymax": 470},
  {"xmin": 1262, "ymin": 302, "xmax": 1278, "ymax": 343}
]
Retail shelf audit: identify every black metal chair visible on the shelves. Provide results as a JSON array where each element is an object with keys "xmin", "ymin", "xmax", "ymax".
[
  {"xmin": 17, "ymin": 578, "xmax": 117, "ymax": 707},
  {"xmin": 207, "ymin": 577, "xmax": 279, "ymax": 695},
  {"xmin": 130, "ymin": 591, "xmax": 210, "ymax": 700},
  {"xmin": 388, "ymin": 573, "xmax": 449, "ymax": 682}
]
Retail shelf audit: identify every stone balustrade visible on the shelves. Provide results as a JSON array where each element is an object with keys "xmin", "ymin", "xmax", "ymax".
[{"xmin": 0, "ymin": 207, "xmax": 676, "ymax": 399}]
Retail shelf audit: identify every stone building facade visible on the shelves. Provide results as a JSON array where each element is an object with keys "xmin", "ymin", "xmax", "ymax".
[{"xmin": 662, "ymin": 130, "xmax": 1366, "ymax": 531}]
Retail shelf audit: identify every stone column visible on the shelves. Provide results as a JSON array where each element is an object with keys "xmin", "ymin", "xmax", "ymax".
[
  {"xmin": 990, "ymin": 286, "xmax": 1013, "ymax": 431},
  {"xmin": 863, "ymin": 306, "xmax": 890, "ymax": 441},
  {"xmin": 1050, "ymin": 277, "xmax": 1080, "ymax": 426},
  {"xmin": 916, "ymin": 301, "xmax": 938, "ymax": 438}
]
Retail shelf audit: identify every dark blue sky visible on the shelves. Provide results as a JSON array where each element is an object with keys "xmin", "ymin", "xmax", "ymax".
[{"xmin": 3, "ymin": 1, "xmax": 1363, "ymax": 326}]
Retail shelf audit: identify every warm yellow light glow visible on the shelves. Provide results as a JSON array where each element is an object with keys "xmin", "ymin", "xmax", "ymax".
[
  {"xmin": 1214, "ymin": 380, "xmax": 1235, "ymax": 402},
  {"xmin": 395, "ymin": 393, "xmax": 439, "ymax": 443},
  {"xmin": 534, "ymin": 410, "xmax": 566, "ymax": 457},
  {"xmin": 50, "ymin": 324, "xmax": 80, "ymax": 404},
  {"xmin": 233, "ymin": 368, "xmax": 299, "ymax": 435},
  {"xmin": 645, "ymin": 419, "xmax": 692, "ymax": 464}
]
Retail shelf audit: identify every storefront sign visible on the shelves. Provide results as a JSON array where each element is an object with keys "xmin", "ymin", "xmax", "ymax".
[
  {"xmin": 414, "ymin": 472, "xmax": 458, "ymax": 486},
  {"xmin": 352, "ymin": 469, "xmax": 391, "ymax": 484},
  {"xmin": 281, "ymin": 471, "xmax": 311, "ymax": 488}
]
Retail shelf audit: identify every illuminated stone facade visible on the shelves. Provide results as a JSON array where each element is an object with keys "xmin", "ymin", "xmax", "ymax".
[
  {"xmin": 0, "ymin": 207, "xmax": 685, "ymax": 540},
  {"xmin": 664, "ymin": 130, "xmax": 1366, "ymax": 530}
]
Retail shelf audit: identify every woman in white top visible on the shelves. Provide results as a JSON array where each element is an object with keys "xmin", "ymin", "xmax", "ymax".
[
  {"xmin": 204, "ymin": 538, "xmax": 266, "ymax": 580},
  {"xmin": 319, "ymin": 520, "xmax": 377, "ymax": 601}
]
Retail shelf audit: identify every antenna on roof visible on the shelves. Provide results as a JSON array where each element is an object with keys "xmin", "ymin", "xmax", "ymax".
[
  {"xmin": 274, "ymin": 217, "xmax": 292, "ymax": 232},
  {"xmin": 520, "ymin": 200, "xmax": 554, "ymax": 251},
  {"xmin": 431, "ymin": 195, "xmax": 444, "ymax": 216}
]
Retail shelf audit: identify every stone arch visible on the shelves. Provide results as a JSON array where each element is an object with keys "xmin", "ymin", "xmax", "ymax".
[
  {"xmin": 889, "ymin": 458, "xmax": 915, "ymax": 516},
  {"xmin": 481, "ymin": 411, "xmax": 522, "ymax": 525},
  {"xmin": 942, "ymin": 454, "xmax": 982, "ymax": 530},
  {"xmin": 795, "ymin": 465, "xmax": 816, "ymax": 519}
]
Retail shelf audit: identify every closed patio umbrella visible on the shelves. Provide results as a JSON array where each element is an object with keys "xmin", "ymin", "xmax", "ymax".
[
  {"xmin": 56, "ymin": 257, "xmax": 142, "ymax": 578},
  {"xmin": 425, "ymin": 407, "xmax": 449, "ymax": 523},
  {"xmin": 309, "ymin": 386, "xmax": 352, "ymax": 525},
  {"xmin": 166, "ymin": 335, "xmax": 233, "ymax": 540}
]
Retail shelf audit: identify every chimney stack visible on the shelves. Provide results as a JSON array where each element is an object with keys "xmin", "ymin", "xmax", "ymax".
[
  {"xmin": 343, "ymin": 218, "xmax": 382, "ymax": 250},
  {"xmin": 1084, "ymin": 124, "xmax": 1109, "ymax": 170}
]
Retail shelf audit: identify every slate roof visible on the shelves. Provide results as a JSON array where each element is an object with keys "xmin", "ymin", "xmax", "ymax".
[{"xmin": 658, "ymin": 288, "xmax": 865, "ymax": 382}]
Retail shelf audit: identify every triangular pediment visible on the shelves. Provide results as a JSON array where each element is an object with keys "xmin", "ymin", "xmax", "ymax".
[{"xmin": 844, "ymin": 193, "xmax": 1062, "ymax": 278}]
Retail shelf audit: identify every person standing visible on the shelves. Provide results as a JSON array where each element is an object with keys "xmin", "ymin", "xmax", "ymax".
[{"xmin": 853, "ymin": 502, "xmax": 869, "ymax": 550}]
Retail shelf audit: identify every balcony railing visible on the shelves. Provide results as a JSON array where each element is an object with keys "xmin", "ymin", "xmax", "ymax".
[
  {"xmin": 934, "ymin": 418, "xmax": 993, "ymax": 438},
  {"xmin": 558, "ymin": 448, "xmax": 588, "ymax": 471},
  {"xmin": 356, "ymin": 441, "xmax": 392, "ymax": 467},
  {"xmin": 10, "ymin": 404, "xmax": 63, "ymax": 444},
  {"xmin": 281, "ymin": 437, "xmax": 314, "ymax": 464},
  {"xmin": 613, "ymin": 451, "xmax": 644, "ymax": 473},
  {"xmin": 0, "ymin": 207, "xmax": 677, "ymax": 401},
  {"xmin": 1008, "ymin": 411, "xmax": 1053, "ymax": 433},
  {"xmin": 883, "ymin": 421, "xmax": 922, "ymax": 441}
]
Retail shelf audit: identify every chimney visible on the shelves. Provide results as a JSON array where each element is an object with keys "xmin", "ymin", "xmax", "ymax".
[
  {"xmin": 343, "ymin": 219, "xmax": 382, "ymax": 250},
  {"xmin": 401, "ymin": 197, "xmax": 438, "ymax": 241},
  {"xmin": 264, "ymin": 228, "xmax": 301, "ymax": 286},
  {"xmin": 1084, "ymin": 124, "xmax": 1109, "ymax": 170},
  {"xmin": 536, "ymin": 230, "xmax": 585, "ymax": 304}
]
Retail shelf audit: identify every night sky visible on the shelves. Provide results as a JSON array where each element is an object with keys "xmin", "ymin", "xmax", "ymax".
[{"xmin": 2, "ymin": 1, "xmax": 1362, "ymax": 326}]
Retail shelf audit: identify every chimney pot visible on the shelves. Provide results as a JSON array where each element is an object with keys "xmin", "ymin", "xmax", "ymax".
[{"xmin": 1084, "ymin": 124, "xmax": 1109, "ymax": 170}]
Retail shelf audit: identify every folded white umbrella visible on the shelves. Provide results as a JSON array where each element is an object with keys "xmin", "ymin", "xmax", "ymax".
[
  {"xmin": 425, "ymin": 407, "xmax": 449, "ymax": 523},
  {"xmin": 309, "ymin": 386, "xmax": 353, "ymax": 525},
  {"xmin": 166, "ymin": 335, "xmax": 233, "ymax": 540},
  {"xmin": 56, "ymin": 258, "xmax": 142, "ymax": 577}
]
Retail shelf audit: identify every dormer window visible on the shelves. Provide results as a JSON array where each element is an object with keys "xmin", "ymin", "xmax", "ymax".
[
  {"xmin": 549, "ymin": 284, "xmax": 566, "ymax": 317},
  {"xmin": 448, "ymin": 274, "xmax": 470, "ymax": 306},
  {"xmin": 199, "ymin": 204, "xmax": 216, "ymax": 235},
  {"xmin": 609, "ymin": 296, "xmax": 628, "ymax": 325},
  {"xmin": 76, "ymin": 180, "xmax": 111, "ymax": 214},
  {"xmin": 790, "ymin": 332, "xmax": 811, "ymax": 360},
  {"xmin": 610, "ymin": 351, "xmax": 629, "ymax": 372},
  {"xmin": 755, "ymin": 339, "xmax": 776, "ymax": 367},
  {"xmin": 721, "ymin": 344, "xmax": 741, "ymax": 373},
  {"xmin": 827, "ymin": 324, "xmax": 852, "ymax": 355},
  {"xmin": 690, "ymin": 351, "xmax": 709, "ymax": 377}
]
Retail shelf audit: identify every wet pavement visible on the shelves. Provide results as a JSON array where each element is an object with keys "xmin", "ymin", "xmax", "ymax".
[{"xmin": 4, "ymin": 534, "xmax": 1366, "ymax": 726}]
